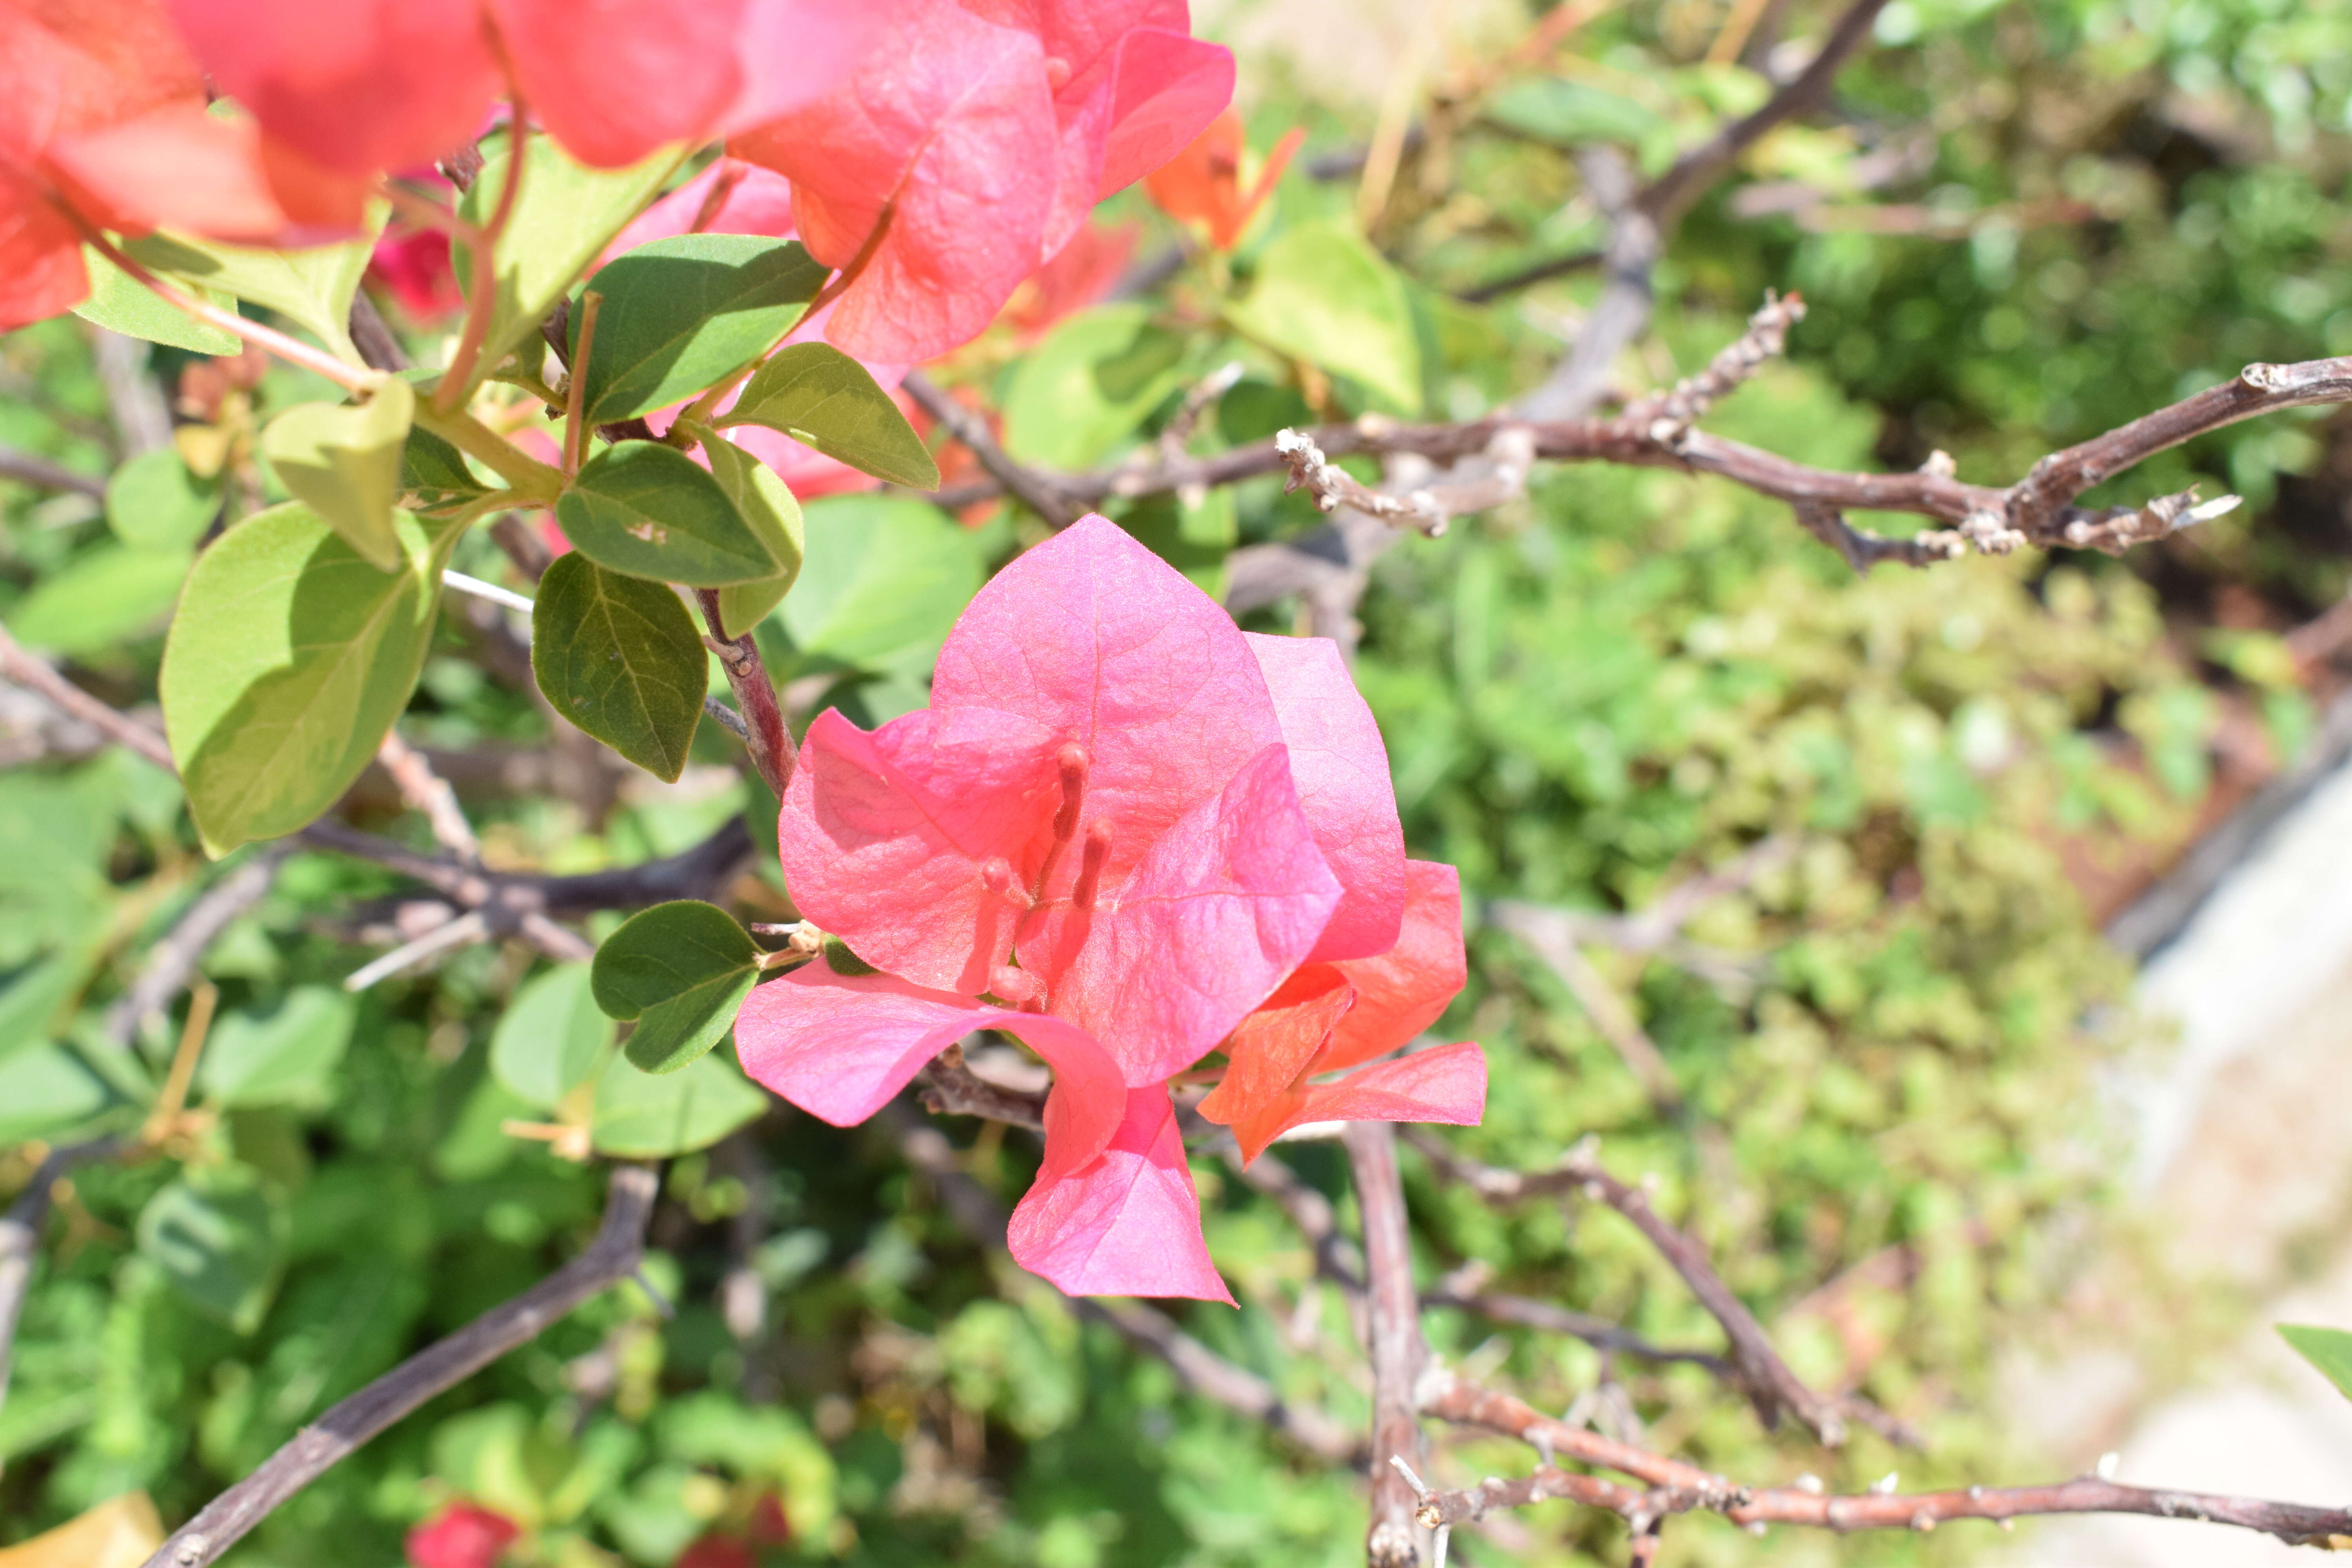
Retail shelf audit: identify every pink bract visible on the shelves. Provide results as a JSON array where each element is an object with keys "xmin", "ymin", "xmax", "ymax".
[{"xmin": 737, "ymin": 515, "xmax": 1484, "ymax": 1300}]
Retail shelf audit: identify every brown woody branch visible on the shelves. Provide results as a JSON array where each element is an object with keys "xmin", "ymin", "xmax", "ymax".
[
  {"xmin": 0, "ymin": 443, "xmax": 105, "ymax": 499},
  {"xmin": 1405, "ymin": 1131, "xmax": 1906, "ymax": 1448},
  {"xmin": 103, "ymin": 843, "xmax": 294, "ymax": 1049},
  {"xmin": 1420, "ymin": 1374, "xmax": 2352, "ymax": 1546},
  {"xmin": 139, "ymin": 1164, "xmax": 661, "ymax": 1568},
  {"xmin": 1346, "ymin": 1122, "xmax": 1433, "ymax": 1566},
  {"xmin": 693, "ymin": 590, "xmax": 797, "ymax": 801},
  {"xmin": 902, "ymin": 370, "xmax": 1078, "ymax": 528}
]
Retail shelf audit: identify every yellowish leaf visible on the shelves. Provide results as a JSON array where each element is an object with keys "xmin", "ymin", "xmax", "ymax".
[{"xmin": 0, "ymin": 1492, "xmax": 165, "ymax": 1568}]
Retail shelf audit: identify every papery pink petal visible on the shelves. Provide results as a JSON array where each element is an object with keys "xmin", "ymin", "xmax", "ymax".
[
  {"xmin": 165, "ymin": 0, "xmax": 498, "ymax": 178},
  {"xmin": 51, "ymin": 102, "xmax": 373, "ymax": 243},
  {"xmin": 492, "ymin": 0, "xmax": 744, "ymax": 169},
  {"xmin": 1314, "ymin": 860, "xmax": 1468, "ymax": 1075},
  {"xmin": 779, "ymin": 705, "xmax": 1064, "ymax": 994},
  {"xmin": 1025, "ymin": 744, "xmax": 1342, "ymax": 1085},
  {"xmin": 735, "ymin": 956, "xmax": 1123, "ymax": 1178},
  {"xmin": 1094, "ymin": 29, "xmax": 1234, "ymax": 197},
  {"xmin": 1008, "ymin": 1082, "xmax": 1232, "ymax": 1301},
  {"xmin": 732, "ymin": 0, "xmax": 1055, "ymax": 362},
  {"xmin": 0, "ymin": 180, "xmax": 85, "ymax": 332},
  {"xmin": 606, "ymin": 157, "xmax": 797, "ymax": 260},
  {"xmin": 1246, "ymin": 632, "xmax": 1406, "ymax": 963},
  {"xmin": 933, "ymin": 514, "xmax": 1287, "ymax": 903},
  {"xmin": 717, "ymin": 0, "xmax": 885, "ymax": 134},
  {"xmin": 1227, "ymin": 1041, "xmax": 1486, "ymax": 1165}
]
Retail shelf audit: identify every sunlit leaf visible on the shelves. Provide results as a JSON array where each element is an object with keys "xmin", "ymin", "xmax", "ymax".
[
  {"xmin": 555, "ymin": 441, "xmax": 780, "ymax": 587},
  {"xmin": 572, "ymin": 235, "xmax": 826, "ymax": 424},
  {"xmin": 261, "ymin": 378, "xmax": 417, "ymax": 571},
  {"xmin": 490, "ymin": 965, "xmax": 614, "ymax": 1110},
  {"xmin": 530, "ymin": 553, "xmax": 707, "ymax": 780},
  {"xmin": 724, "ymin": 343, "xmax": 937, "ymax": 488}
]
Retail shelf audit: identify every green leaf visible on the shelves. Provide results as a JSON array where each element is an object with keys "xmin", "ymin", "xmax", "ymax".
[
  {"xmin": 702, "ymin": 432, "xmax": 805, "ymax": 638},
  {"xmin": 136, "ymin": 1165, "xmax": 283, "ymax": 1333},
  {"xmin": 490, "ymin": 965, "xmax": 613, "ymax": 1110},
  {"xmin": 2281, "ymin": 1325, "xmax": 2352, "ymax": 1401},
  {"xmin": 591, "ymin": 1049, "xmax": 767, "ymax": 1157},
  {"xmin": 1002, "ymin": 304, "xmax": 1188, "ymax": 468},
  {"xmin": 399, "ymin": 423, "xmax": 493, "ymax": 514},
  {"xmin": 780, "ymin": 494, "xmax": 982, "ymax": 669},
  {"xmin": 196, "ymin": 985, "xmax": 357, "ymax": 1109},
  {"xmin": 1483, "ymin": 79, "xmax": 1661, "ymax": 147},
  {"xmin": 530, "ymin": 553, "xmax": 707, "ymax": 780},
  {"xmin": 456, "ymin": 134, "xmax": 681, "ymax": 393},
  {"xmin": 0, "ymin": 1044, "xmax": 123, "ymax": 1142},
  {"xmin": 261, "ymin": 378, "xmax": 416, "ymax": 571},
  {"xmin": 555, "ymin": 440, "xmax": 780, "ymax": 586},
  {"xmin": 107, "ymin": 448, "xmax": 218, "ymax": 552},
  {"xmin": 161, "ymin": 501, "xmax": 459, "ymax": 855},
  {"xmin": 123, "ymin": 217, "xmax": 384, "ymax": 364},
  {"xmin": 724, "ymin": 343, "xmax": 939, "ymax": 488},
  {"xmin": 591, "ymin": 900, "xmax": 759, "ymax": 1074},
  {"xmin": 571, "ymin": 235, "xmax": 827, "ymax": 424},
  {"xmin": 74, "ymin": 245, "xmax": 241, "ymax": 354},
  {"xmin": 6, "ymin": 544, "xmax": 191, "ymax": 656},
  {"xmin": 1225, "ymin": 221, "xmax": 1423, "ymax": 412}
]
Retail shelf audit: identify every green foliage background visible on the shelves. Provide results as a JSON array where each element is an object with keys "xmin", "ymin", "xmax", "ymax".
[{"xmin": 5, "ymin": 0, "xmax": 2349, "ymax": 1563}]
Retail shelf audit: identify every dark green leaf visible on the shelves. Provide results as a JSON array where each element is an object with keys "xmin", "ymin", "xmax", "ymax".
[
  {"xmin": 1002, "ymin": 305, "xmax": 1187, "ymax": 469},
  {"xmin": 161, "ymin": 501, "xmax": 459, "ymax": 855},
  {"xmin": 261, "ymin": 379, "xmax": 416, "ymax": 571},
  {"xmin": 592, "ymin": 900, "xmax": 759, "ymax": 1074},
  {"xmin": 592, "ymin": 1049, "xmax": 767, "ymax": 1157},
  {"xmin": 73, "ymin": 245, "xmax": 241, "ymax": 354},
  {"xmin": 490, "ymin": 965, "xmax": 613, "ymax": 1110},
  {"xmin": 1225, "ymin": 221, "xmax": 1422, "ymax": 412},
  {"xmin": 399, "ymin": 423, "xmax": 492, "ymax": 514},
  {"xmin": 2281, "ymin": 1325, "xmax": 2352, "ymax": 1402},
  {"xmin": 196, "ymin": 985, "xmax": 357, "ymax": 1109},
  {"xmin": 724, "ymin": 343, "xmax": 938, "ymax": 488},
  {"xmin": 136, "ymin": 1165, "xmax": 283, "ymax": 1332},
  {"xmin": 702, "ymin": 432, "xmax": 805, "ymax": 638},
  {"xmin": 780, "ymin": 494, "xmax": 981, "ymax": 668},
  {"xmin": 555, "ymin": 441, "xmax": 780, "ymax": 587},
  {"xmin": 571, "ymin": 236, "xmax": 827, "ymax": 424},
  {"xmin": 530, "ymin": 553, "xmax": 707, "ymax": 780},
  {"xmin": 107, "ymin": 448, "xmax": 218, "ymax": 551},
  {"xmin": 455, "ymin": 135, "xmax": 679, "ymax": 394}
]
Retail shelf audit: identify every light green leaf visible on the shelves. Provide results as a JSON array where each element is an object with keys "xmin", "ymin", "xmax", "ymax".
[
  {"xmin": 571, "ymin": 235, "xmax": 826, "ymax": 424},
  {"xmin": 530, "ymin": 553, "xmax": 707, "ymax": 780},
  {"xmin": 490, "ymin": 965, "xmax": 613, "ymax": 1110},
  {"xmin": 196, "ymin": 985, "xmax": 356, "ymax": 1109},
  {"xmin": 399, "ymin": 423, "xmax": 493, "ymax": 514},
  {"xmin": 1483, "ymin": 79, "xmax": 1661, "ymax": 147},
  {"xmin": 2281, "ymin": 1325, "xmax": 2352, "ymax": 1402},
  {"xmin": 123, "ymin": 216, "xmax": 385, "ymax": 364},
  {"xmin": 456, "ymin": 134, "xmax": 681, "ymax": 393},
  {"xmin": 0, "ymin": 1044, "xmax": 126, "ymax": 1143},
  {"xmin": 74, "ymin": 245, "xmax": 241, "ymax": 354},
  {"xmin": 107, "ymin": 448, "xmax": 219, "ymax": 552},
  {"xmin": 724, "ymin": 343, "xmax": 939, "ymax": 488},
  {"xmin": 591, "ymin": 900, "xmax": 759, "ymax": 1074},
  {"xmin": 6, "ymin": 545, "xmax": 191, "ymax": 656},
  {"xmin": 1002, "ymin": 304, "xmax": 1188, "ymax": 468},
  {"xmin": 1225, "ymin": 221, "xmax": 1423, "ymax": 412},
  {"xmin": 136, "ymin": 1165, "xmax": 283, "ymax": 1333},
  {"xmin": 591, "ymin": 1049, "xmax": 767, "ymax": 1157},
  {"xmin": 555, "ymin": 440, "xmax": 779, "ymax": 586},
  {"xmin": 161, "ymin": 502, "xmax": 459, "ymax": 855},
  {"xmin": 702, "ymin": 432, "xmax": 805, "ymax": 638},
  {"xmin": 261, "ymin": 377, "xmax": 416, "ymax": 571},
  {"xmin": 781, "ymin": 494, "xmax": 982, "ymax": 669}
]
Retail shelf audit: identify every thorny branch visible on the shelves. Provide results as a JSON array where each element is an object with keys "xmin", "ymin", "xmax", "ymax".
[
  {"xmin": 1419, "ymin": 1374, "xmax": 2352, "ymax": 1548},
  {"xmin": 139, "ymin": 1164, "xmax": 661, "ymax": 1568},
  {"xmin": 1347, "ymin": 1122, "xmax": 1433, "ymax": 1567}
]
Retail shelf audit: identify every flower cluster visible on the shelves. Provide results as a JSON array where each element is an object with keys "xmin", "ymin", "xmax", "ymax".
[
  {"xmin": 0, "ymin": 0, "xmax": 1232, "ymax": 358},
  {"xmin": 736, "ymin": 516, "xmax": 1485, "ymax": 1301}
]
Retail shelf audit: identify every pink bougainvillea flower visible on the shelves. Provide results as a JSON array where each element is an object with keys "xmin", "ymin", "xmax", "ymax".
[
  {"xmin": 0, "ymin": 0, "xmax": 207, "ymax": 329},
  {"xmin": 730, "ymin": 0, "xmax": 1232, "ymax": 361},
  {"xmin": 1143, "ymin": 106, "xmax": 1303, "ymax": 252},
  {"xmin": 162, "ymin": 0, "xmax": 878, "ymax": 183},
  {"xmin": 1003, "ymin": 218, "xmax": 1136, "ymax": 341},
  {"xmin": 405, "ymin": 1502, "xmax": 519, "ymax": 1568},
  {"xmin": 735, "ymin": 514, "xmax": 1482, "ymax": 1300}
]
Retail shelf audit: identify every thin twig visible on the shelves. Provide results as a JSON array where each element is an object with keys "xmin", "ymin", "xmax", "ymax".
[
  {"xmin": 1422, "ymin": 1285, "xmax": 1731, "ymax": 1375},
  {"xmin": 0, "ymin": 442, "xmax": 107, "ymax": 498},
  {"xmin": 1488, "ymin": 907, "xmax": 1682, "ymax": 1110},
  {"xmin": 694, "ymin": 590, "xmax": 796, "ymax": 801},
  {"xmin": 436, "ymin": 102, "xmax": 529, "ymax": 414},
  {"xmin": 902, "ymin": 371, "xmax": 1076, "ymax": 527},
  {"xmin": 1347, "ymin": 1122, "xmax": 1432, "ymax": 1567},
  {"xmin": 376, "ymin": 731, "xmax": 482, "ymax": 864},
  {"xmin": 0, "ymin": 623, "xmax": 175, "ymax": 770},
  {"xmin": 140, "ymin": 1164, "xmax": 659, "ymax": 1568},
  {"xmin": 102, "ymin": 844, "xmax": 294, "ymax": 1048},
  {"xmin": 562, "ymin": 290, "xmax": 602, "ymax": 475}
]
